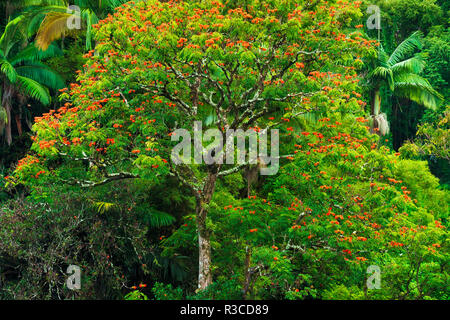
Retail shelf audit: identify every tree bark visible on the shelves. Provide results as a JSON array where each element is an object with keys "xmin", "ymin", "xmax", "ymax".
[
  {"xmin": 5, "ymin": 1, "xmax": 13, "ymax": 22},
  {"xmin": 2, "ymin": 84, "xmax": 13, "ymax": 145},
  {"xmin": 242, "ymin": 245, "xmax": 252, "ymax": 299},
  {"xmin": 15, "ymin": 94, "xmax": 27, "ymax": 137},
  {"xmin": 4, "ymin": 102, "xmax": 12, "ymax": 146},
  {"xmin": 371, "ymin": 88, "xmax": 381, "ymax": 117},
  {"xmin": 370, "ymin": 88, "xmax": 382, "ymax": 135},
  {"xmin": 196, "ymin": 170, "xmax": 219, "ymax": 290}
]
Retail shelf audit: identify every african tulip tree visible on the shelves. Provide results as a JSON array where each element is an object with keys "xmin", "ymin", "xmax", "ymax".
[
  {"xmin": 14, "ymin": 0, "xmax": 379, "ymax": 290},
  {"xmin": 162, "ymin": 110, "xmax": 448, "ymax": 298},
  {"xmin": 216, "ymin": 115, "xmax": 447, "ymax": 298}
]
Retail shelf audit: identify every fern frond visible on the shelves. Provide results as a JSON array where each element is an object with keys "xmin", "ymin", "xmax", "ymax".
[
  {"xmin": 93, "ymin": 201, "xmax": 117, "ymax": 214},
  {"xmin": 142, "ymin": 210, "xmax": 176, "ymax": 228}
]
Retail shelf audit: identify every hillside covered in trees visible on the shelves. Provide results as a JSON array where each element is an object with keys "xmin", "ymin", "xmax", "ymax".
[{"xmin": 0, "ymin": 0, "xmax": 448, "ymax": 301}]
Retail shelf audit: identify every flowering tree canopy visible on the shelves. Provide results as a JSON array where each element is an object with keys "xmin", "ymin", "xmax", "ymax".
[{"xmin": 9, "ymin": 0, "xmax": 447, "ymax": 294}]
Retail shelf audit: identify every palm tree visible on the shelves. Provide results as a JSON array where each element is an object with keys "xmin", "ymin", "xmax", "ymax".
[
  {"xmin": 18, "ymin": 0, "xmax": 129, "ymax": 51},
  {"xmin": 0, "ymin": 16, "xmax": 65, "ymax": 145},
  {"xmin": 368, "ymin": 31, "xmax": 443, "ymax": 135}
]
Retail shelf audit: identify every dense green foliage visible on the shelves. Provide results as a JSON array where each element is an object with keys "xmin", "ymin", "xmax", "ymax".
[{"xmin": 0, "ymin": 0, "xmax": 448, "ymax": 300}]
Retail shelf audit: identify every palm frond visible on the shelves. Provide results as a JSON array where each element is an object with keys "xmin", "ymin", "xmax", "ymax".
[
  {"xmin": 102, "ymin": 0, "xmax": 129, "ymax": 10},
  {"xmin": 16, "ymin": 63, "xmax": 65, "ymax": 89},
  {"xmin": 17, "ymin": 0, "xmax": 66, "ymax": 6},
  {"xmin": 16, "ymin": 4, "xmax": 69, "ymax": 37},
  {"xmin": 370, "ymin": 66, "xmax": 390, "ymax": 79},
  {"xmin": 388, "ymin": 31, "xmax": 423, "ymax": 66},
  {"xmin": 0, "ymin": 16, "xmax": 27, "ymax": 56},
  {"xmin": 370, "ymin": 66, "xmax": 394, "ymax": 90},
  {"xmin": 377, "ymin": 46, "xmax": 389, "ymax": 68},
  {"xmin": 10, "ymin": 43, "xmax": 62, "ymax": 66},
  {"xmin": 393, "ymin": 73, "xmax": 443, "ymax": 110},
  {"xmin": 391, "ymin": 56, "xmax": 425, "ymax": 75},
  {"xmin": 35, "ymin": 12, "xmax": 73, "ymax": 51},
  {"xmin": 0, "ymin": 58, "xmax": 18, "ymax": 83},
  {"xmin": 16, "ymin": 75, "xmax": 51, "ymax": 105},
  {"xmin": 79, "ymin": 0, "xmax": 128, "ymax": 12},
  {"xmin": 27, "ymin": 13, "xmax": 46, "ymax": 37}
]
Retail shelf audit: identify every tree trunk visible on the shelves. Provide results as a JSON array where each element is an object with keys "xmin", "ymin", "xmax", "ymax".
[
  {"xmin": 2, "ymin": 84, "xmax": 13, "ymax": 145},
  {"xmin": 370, "ymin": 88, "xmax": 382, "ymax": 134},
  {"xmin": 5, "ymin": 2, "xmax": 14, "ymax": 22},
  {"xmin": 196, "ymin": 170, "xmax": 219, "ymax": 290},
  {"xmin": 242, "ymin": 245, "xmax": 252, "ymax": 299},
  {"xmin": 393, "ymin": 101, "xmax": 400, "ymax": 150},
  {"xmin": 15, "ymin": 113, "xmax": 22, "ymax": 137},
  {"xmin": 371, "ymin": 89, "xmax": 381, "ymax": 117},
  {"xmin": 4, "ymin": 102, "xmax": 12, "ymax": 146},
  {"xmin": 15, "ymin": 94, "xmax": 27, "ymax": 137},
  {"xmin": 197, "ymin": 219, "xmax": 212, "ymax": 291}
]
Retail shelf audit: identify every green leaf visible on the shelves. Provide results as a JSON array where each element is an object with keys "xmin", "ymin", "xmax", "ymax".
[
  {"xmin": 16, "ymin": 75, "xmax": 51, "ymax": 105},
  {"xmin": 388, "ymin": 31, "xmax": 423, "ymax": 66},
  {"xmin": 393, "ymin": 73, "xmax": 443, "ymax": 110},
  {"xmin": 10, "ymin": 43, "xmax": 63, "ymax": 66},
  {"xmin": 0, "ymin": 58, "xmax": 18, "ymax": 83},
  {"xmin": 16, "ymin": 63, "xmax": 65, "ymax": 89}
]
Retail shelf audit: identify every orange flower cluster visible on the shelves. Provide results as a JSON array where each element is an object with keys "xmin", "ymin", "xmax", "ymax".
[{"xmin": 16, "ymin": 155, "xmax": 39, "ymax": 172}]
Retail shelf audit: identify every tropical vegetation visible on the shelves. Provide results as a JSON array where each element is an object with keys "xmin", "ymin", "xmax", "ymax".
[{"xmin": 0, "ymin": 0, "xmax": 448, "ymax": 301}]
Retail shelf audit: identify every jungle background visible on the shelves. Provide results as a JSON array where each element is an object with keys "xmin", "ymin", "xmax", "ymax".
[{"xmin": 0, "ymin": 0, "xmax": 448, "ymax": 300}]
